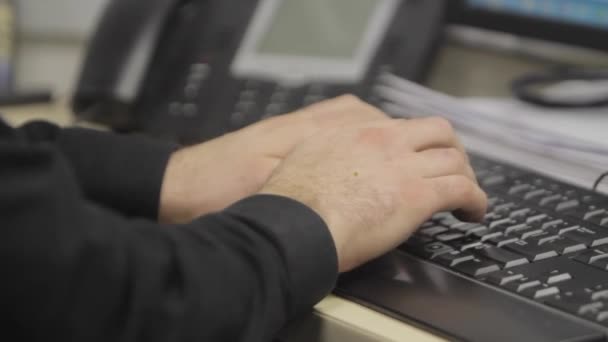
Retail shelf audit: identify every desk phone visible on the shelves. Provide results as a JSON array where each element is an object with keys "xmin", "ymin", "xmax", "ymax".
[{"xmin": 73, "ymin": 0, "xmax": 447, "ymax": 144}]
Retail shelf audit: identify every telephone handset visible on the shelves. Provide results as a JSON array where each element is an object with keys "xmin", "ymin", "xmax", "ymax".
[
  {"xmin": 73, "ymin": 0, "xmax": 448, "ymax": 144},
  {"xmin": 73, "ymin": 0, "xmax": 182, "ymax": 129}
]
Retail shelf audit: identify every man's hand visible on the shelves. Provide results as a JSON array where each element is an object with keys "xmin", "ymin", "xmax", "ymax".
[
  {"xmin": 159, "ymin": 96, "xmax": 385, "ymax": 223},
  {"xmin": 260, "ymin": 116, "xmax": 487, "ymax": 272}
]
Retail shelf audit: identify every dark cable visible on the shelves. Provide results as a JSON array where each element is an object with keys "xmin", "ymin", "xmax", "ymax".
[{"xmin": 593, "ymin": 171, "xmax": 608, "ymax": 192}]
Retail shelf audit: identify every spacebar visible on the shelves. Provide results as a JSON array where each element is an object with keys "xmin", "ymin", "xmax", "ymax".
[{"xmin": 336, "ymin": 251, "xmax": 605, "ymax": 342}]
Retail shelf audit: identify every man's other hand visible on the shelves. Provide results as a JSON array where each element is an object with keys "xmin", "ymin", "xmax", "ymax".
[
  {"xmin": 159, "ymin": 95, "xmax": 385, "ymax": 223},
  {"xmin": 260, "ymin": 115, "xmax": 487, "ymax": 272}
]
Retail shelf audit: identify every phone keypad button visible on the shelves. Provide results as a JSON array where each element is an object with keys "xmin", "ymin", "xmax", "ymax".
[
  {"xmin": 182, "ymin": 103, "xmax": 198, "ymax": 117},
  {"xmin": 230, "ymin": 111, "xmax": 248, "ymax": 126},
  {"xmin": 190, "ymin": 63, "xmax": 210, "ymax": 79}
]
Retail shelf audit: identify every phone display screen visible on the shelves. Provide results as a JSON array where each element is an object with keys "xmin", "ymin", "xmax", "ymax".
[
  {"xmin": 256, "ymin": 0, "xmax": 380, "ymax": 59},
  {"xmin": 232, "ymin": 0, "xmax": 398, "ymax": 85}
]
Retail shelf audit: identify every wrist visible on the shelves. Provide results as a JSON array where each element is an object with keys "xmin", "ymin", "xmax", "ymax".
[
  {"xmin": 159, "ymin": 148, "xmax": 198, "ymax": 223},
  {"xmin": 259, "ymin": 181, "xmax": 347, "ymax": 264}
]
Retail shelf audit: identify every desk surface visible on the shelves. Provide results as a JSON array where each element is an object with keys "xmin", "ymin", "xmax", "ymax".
[{"xmin": 3, "ymin": 37, "xmax": 607, "ymax": 342}]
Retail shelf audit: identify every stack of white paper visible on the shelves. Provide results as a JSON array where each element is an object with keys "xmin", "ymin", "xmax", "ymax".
[{"xmin": 375, "ymin": 73, "xmax": 608, "ymax": 193}]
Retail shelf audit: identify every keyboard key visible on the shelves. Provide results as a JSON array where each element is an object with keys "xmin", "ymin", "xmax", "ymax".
[
  {"xmin": 535, "ymin": 286, "xmax": 560, "ymax": 299},
  {"xmin": 519, "ymin": 229, "xmax": 545, "ymax": 240},
  {"xmin": 473, "ymin": 244, "xmax": 529, "ymax": 268},
  {"xmin": 584, "ymin": 209, "xmax": 606, "ymax": 221},
  {"xmin": 591, "ymin": 289, "xmax": 608, "ymax": 301},
  {"xmin": 509, "ymin": 257, "xmax": 608, "ymax": 289},
  {"xmin": 546, "ymin": 273, "xmax": 572, "ymax": 285},
  {"xmin": 539, "ymin": 194, "xmax": 563, "ymax": 207},
  {"xmin": 453, "ymin": 257, "xmax": 501, "ymax": 277},
  {"xmin": 485, "ymin": 196, "xmax": 501, "ymax": 207},
  {"xmin": 432, "ymin": 212, "xmax": 452, "ymax": 220},
  {"xmin": 524, "ymin": 189, "xmax": 549, "ymax": 201},
  {"xmin": 555, "ymin": 200, "xmax": 580, "ymax": 213},
  {"xmin": 526, "ymin": 234, "xmax": 586, "ymax": 255},
  {"xmin": 587, "ymin": 215, "xmax": 608, "ymax": 228},
  {"xmin": 504, "ymin": 279, "xmax": 542, "ymax": 293},
  {"xmin": 448, "ymin": 236, "xmax": 483, "ymax": 251},
  {"xmin": 440, "ymin": 216, "xmax": 462, "ymax": 227},
  {"xmin": 545, "ymin": 224, "xmax": 580, "ymax": 235},
  {"xmin": 573, "ymin": 248, "xmax": 608, "ymax": 264},
  {"xmin": 401, "ymin": 240, "xmax": 453, "ymax": 259},
  {"xmin": 436, "ymin": 232, "xmax": 465, "ymax": 242},
  {"xmin": 546, "ymin": 291, "xmax": 593, "ymax": 315},
  {"xmin": 526, "ymin": 213, "xmax": 548, "ymax": 224},
  {"xmin": 503, "ymin": 223, "xmax": 533, "ymax": 236},
  {"xmin": 485, "ymin": 269, "xmax": 524, "ymax": 286},
  {"xmin": 489, "ymin": 218, "xmax": 516, "ymax": 230},
  {"xmin": 436, "ymin": 250, "xmax": 475, "ymax": 267},
  {"xmin": 590, "ymin": 258, "xmax": 608, "ymax": 271},
  {"xmin": 566, "ymin": 206, "xmax": 605, "ymax": 221},
  {"xmin": 509, "ymin": 208, "xmax": 531, "ymax": 219},
  {"xmin": 453, "ymin": 223, "xmax": 485, "ymax": 233},
  {"xmin": 420, "ymin": 221, "xmax": 435, "ymax": 229},
  {"xmin": 402, "ymin": 234, "xmax": 432, "ymax": 246},
  {"xmin": 415, "ymin": 155, "xmax": 608, "ymax": 327},
  {"xmin": 521, "ymin": 285, "xmax": 560, "ymax": 299},
  {"xmin": 494, "ymin": 202, "xmax": 516, "ymax": 214},
  {"xmin": 466, "ymin": 226, "xmax": 490, "ymax": 238},
  {"xmin": 419, "ymin": 226, "xmax": 449, "ymax": 237},
  {"xmin": 522, "ymin": 230, "xmax": 553, "ymax": 242},
  {"xmin": 504, "ymin": 240, "xmax": 559, "ymax": 261},
  {"xmin": 542, "ymin": 219, "xmax": 565, "ymax": 230},
  {"xmin": 448, "ymin": 221, "xmax": 475, "ymax": 230},
  {"xmin": 487, "ymin": 235, "xmax": 519, "ymax": 247},
  {"xmin": 579, "ymin": 302, "xmax": 604, "ymax": 316},
  {"xmin": 482, "ymin": 175, "xmax": 506, "ymax": 187},
  {"xmin": 483, "ymin": 212, "xmax": 506, "ymax": 223},
  {"xmin": 563, "ymin": 227, "xmax": 608, "ymax": 247},
  {"xmin": 597, "ymin": 311, "xmax": 608, "ymax": 323},
  {"xmin": 479, "ymin": 231, "xmax": 502, "ymax": 242},
  {"xmin": 508, "ymin": 184, "xmax": 533, "ymax": 196}
]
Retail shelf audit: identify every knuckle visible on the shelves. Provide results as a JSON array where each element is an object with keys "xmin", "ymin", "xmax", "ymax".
[
  {"xmin": 420, "ymin": 183, "xmax": 442, "ymax": 215},
  {"xmin": 338, "ymin": 94, "xmax": 363, "ymax": 105},
  {"xmin": 444, "ymin": 148, "xmax": 466, "ymax": 169},
  {"xmin": 479, "ymin": 190, "xmax": 489, "ymax": 208},
  {"xmin": 356, "ymin": 126, "xmax": 393, "ymax": 146},
  {"xmin": 397, "ymin": 118, "xmax": 415, "ymax": 130},
  {"xmin": 452, "ymin": 176, "xmax": 476, "ymax": 198},
  {"xmin": 363, "ymin": 105, "xmax": 389, "ymax": 119},
  {"xmin": 427, "ymin": 116, "xmax": 454, "ymax": 134},
  {"xmin": 426, "ymin": 181, "xmax": 443, "ymax": 203}
]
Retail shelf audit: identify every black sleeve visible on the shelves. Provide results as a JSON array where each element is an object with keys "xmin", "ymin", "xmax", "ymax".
[
  {"xmin": 16, "ymin": 120, "xmax": 177, "ymax": 218},
  {"xmin": 0, "ymin": 120, "xmax": 338, "ymax": 342}
]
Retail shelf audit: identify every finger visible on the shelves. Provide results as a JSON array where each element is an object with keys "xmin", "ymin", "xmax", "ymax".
[
  {"xmin": 398, "ymin": 117, "xmax": 461, "ymax": 152},
  {"xmin": 298, "ymin": 94, "xmax": 389, "ymax": 127},
  {"xmin": 255, "ymin": 95, "xmax": 386, "ymax": 134},
  {"xmin": 415, "ymin": 148, "xmax": 476, "ymax": 182},
  {"xmin": 398, "ymin": 117, "xmax": 478, "ymax": 183},
  {"xmin": 249, "ymin": 96, "xmax": 389, "ymax": 155},
  {"xmin": 242, "ymin": 95, "xmax": 390, "ymax": 157},
  {"xmin": 428, "ymin": 175, "xmax": 488, "ymax": 222}
]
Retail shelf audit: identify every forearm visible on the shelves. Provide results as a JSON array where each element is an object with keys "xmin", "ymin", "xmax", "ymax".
[
  {"xmin": 2, "ymin": 119, "xmax": 337, "ymax": 341},
  {"xmin": 3, "ymin": 197, "xmax": 336, "ymax": 342},
  {"xmin": 16, "ymin": 121, "xmax": 177, "ymax": 218}
]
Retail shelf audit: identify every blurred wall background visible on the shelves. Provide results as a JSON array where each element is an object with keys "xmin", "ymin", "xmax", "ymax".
[
  {"xmin": 19, "ymin": 0, "xmax": 106, "ymax": 40},
  {"xmin": 15, "ymin": 0, "xmax": 108, "ymax": 95}
]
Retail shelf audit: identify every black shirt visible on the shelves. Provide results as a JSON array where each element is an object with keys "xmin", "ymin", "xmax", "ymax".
[{"xmin": 0, "ymin": 119, "xmax": 338, "ymax": 341}]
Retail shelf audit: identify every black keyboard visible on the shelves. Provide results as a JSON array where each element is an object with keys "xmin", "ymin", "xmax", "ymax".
[{"xmin": 337, "ymin": 154, "xmax": 608, "ymax": 342}]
